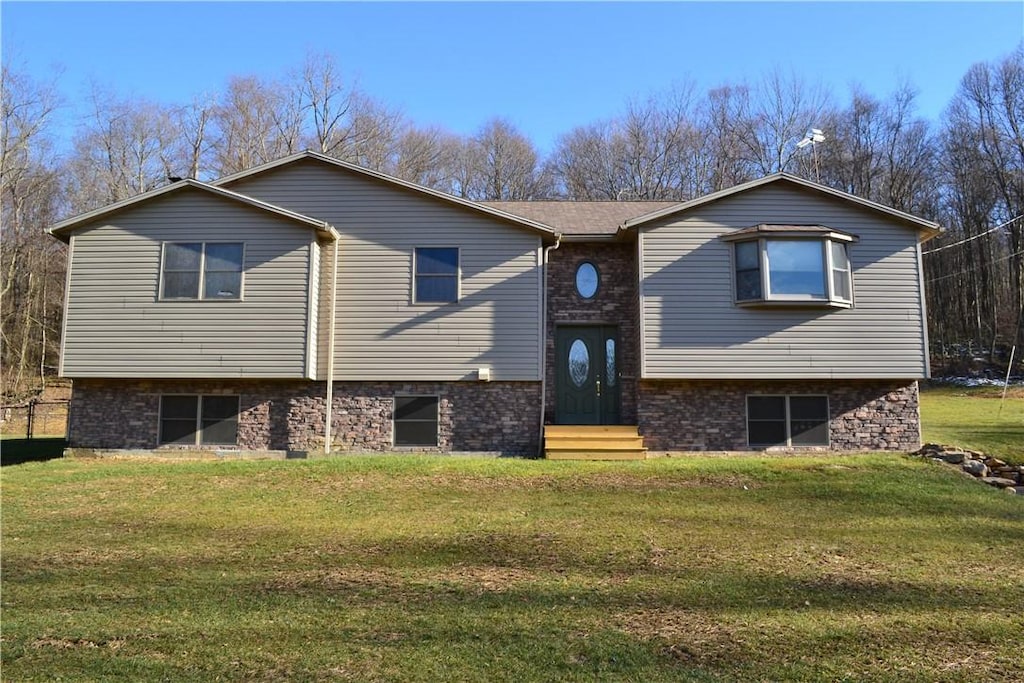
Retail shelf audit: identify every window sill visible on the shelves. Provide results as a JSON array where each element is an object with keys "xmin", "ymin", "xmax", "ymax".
[
  {"xmin": 158, "ymin": 298, "xmax": 244, "ymax": 303},
  {"xmin": 736, "ymin": 298, "xmax": 852, "ymax": 310}
]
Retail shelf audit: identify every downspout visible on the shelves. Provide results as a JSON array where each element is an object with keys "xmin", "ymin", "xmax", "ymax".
[
  {"xmin": 537, "ymin": 234, "xmax": 561, "ymax": 457},
  {"xmin": 324, "ymin": 231, "xmax": 340, "ymax": 454}
]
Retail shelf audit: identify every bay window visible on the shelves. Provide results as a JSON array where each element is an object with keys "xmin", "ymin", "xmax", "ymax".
[{"xmin": 723, "ymin": 225, "xmax": 856, "ymax": 307}]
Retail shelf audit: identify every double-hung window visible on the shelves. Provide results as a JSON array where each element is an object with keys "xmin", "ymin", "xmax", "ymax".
[
  {"xmin": 723, "ymin": 225, "xmax": 855, "ymax": 307},
  {"xmin": 161, "ymin": 242, "xmax": 244, "ymax": 300},
  {"xmin": 747, "ymin": 395, "xmax": 829, "ymax": 447},
  {"xmin": 414, "ymin": 247, "xmax": 459, "ymax": 303},
  {"xmin": 159, "ymin": 395, "xmax": 240, "ymax": 446}
]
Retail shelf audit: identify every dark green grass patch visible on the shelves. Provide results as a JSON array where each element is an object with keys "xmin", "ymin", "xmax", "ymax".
[
  {"xmin": 0, "ymin": 437, "xmax": 67, "ymax": 466},
  {"xmin": 3, "ymin": 455, "xmax": 1022, "ymax": 681}
]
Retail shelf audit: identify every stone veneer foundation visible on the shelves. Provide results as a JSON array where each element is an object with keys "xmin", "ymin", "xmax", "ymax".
[
  {"xmin": 69, "ymin": 379, "xmax": 542, "ymax": 455},
  {"xmin": 68, "ymin": 378, "xmax": 920, "ymax": 456},
  {"xmin": 637, "ymin": 379, "xmax": 921, "ymax": 451}
]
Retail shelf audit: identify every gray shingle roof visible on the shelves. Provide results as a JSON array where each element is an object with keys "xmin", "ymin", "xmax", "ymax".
[{"xmin": 482, "ymin": 201, "xmax": 678, "ymax": 236}]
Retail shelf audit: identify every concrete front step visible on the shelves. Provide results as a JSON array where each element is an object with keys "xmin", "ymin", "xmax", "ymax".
[{"xmin": 544, "ymin": 425, "xmax": 647, "ymax": 460}]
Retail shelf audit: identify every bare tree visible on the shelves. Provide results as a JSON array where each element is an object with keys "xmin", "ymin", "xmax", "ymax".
[
  {"xmin": 614, "ymin": 94, "xmax": 688, "ymax": 200},
  {"xmin": 297, "ymin": 51, "xmax": 357, "ymax": 156},
  {"xmin": 700, "ymin": 85, "xmax": 755, "ymax": 191},
  {"xmin": 174, "ymin": 94, "xmax": 216, "ymax": 180},
  {"xmin": 550, "ymin": 84, "xmax": 750, "ymax": 200},
  {"xmin": 729, "ymin": 69, "xmax": 832, "ymax": 175},
  {"xmin": 391, "ymin": 125, "xmax": 460, "ymax": 189},
  {"xmin": 336, "ymin": 95, "xmax": 405, "ymax": 171},
  {"xmin": 817, "ymin": 84, "xmax": 938, "ymax": 215},
  {"xmin": 457, "ymin": 118, "xmax": 550, "ymax": 200},
  {"xmin": 1, "ymin": 65, "xmax": 65, "ymax": 398},
  {"xmin": 549, "ymin": 122, "xmax": 619, "ymax": 199},
  {"xmin": 211, "ymin": 75, "xmax": 303, "ymax": 175},
  {"xmin": 64, "ymin": 84, "xmax": 179, "ymax": 210},
  {"xmin": 931, "ymin": 46, "xmax": 1024, "ymax": 359}
]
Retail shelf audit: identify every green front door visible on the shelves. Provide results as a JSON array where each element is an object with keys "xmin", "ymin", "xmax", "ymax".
[{"xmin": 555, "ymin": 326, "xmax": 620, "ymax": 425}]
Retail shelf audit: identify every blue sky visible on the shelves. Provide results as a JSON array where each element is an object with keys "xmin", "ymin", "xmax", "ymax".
[{"xmin": 3, "ymin": 1, "xmax": 1022, "ymax": 155}]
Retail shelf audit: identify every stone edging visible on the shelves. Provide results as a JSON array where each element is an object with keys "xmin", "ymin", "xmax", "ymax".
[{"xmin": 911, "ymin": 444, "xmax": 1023, "ymax": 495}]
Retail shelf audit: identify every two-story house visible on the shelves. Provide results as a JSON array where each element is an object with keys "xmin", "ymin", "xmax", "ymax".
[{"xmin": 49, "ymin": 152, "xmax": 940, "ymax": 457}]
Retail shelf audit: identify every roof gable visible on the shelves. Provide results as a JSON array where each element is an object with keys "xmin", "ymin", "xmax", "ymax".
[
  {"xmin": 620, "ymin": 173, "xmax": 942, "ymax": 241},
  {"xmin": 48, "ymin": 179, "xmax": 337, "ymax": 243},
  {"xmin": 215, "ymin": 151, "xmax": 561, "ymax": 243}
]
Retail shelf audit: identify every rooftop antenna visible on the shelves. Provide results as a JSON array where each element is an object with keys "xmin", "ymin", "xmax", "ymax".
[{"xmin": 796, "ymin": 128, "xmax": 826, "ymax": 182}]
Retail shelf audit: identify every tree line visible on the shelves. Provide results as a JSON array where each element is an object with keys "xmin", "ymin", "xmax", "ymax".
[{"xmin": 2, "ymin": 48, "xmax": 1022, "ymax": 399}]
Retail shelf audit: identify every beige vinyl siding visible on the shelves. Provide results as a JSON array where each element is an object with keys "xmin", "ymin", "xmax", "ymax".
[
  {"xmin": 62, "ymin": 189, "xmax": 315, "ymax": 378},
  {"xmin": 640, "ymin": 184, "xmax": 928, "ymax": 379},
  {"xmin": 228, "ymin": 159, "xmax": 543, "ymax": 381}
]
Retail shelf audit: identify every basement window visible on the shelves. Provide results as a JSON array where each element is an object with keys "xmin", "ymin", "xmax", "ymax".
[
  {"xmin": 394, "ymin": 396, "xmax": 439, "ymax": 447},
  {"xmin": 747, "ymin": 395, "xmax": 829, "ymax": 447},
  {"xmin": 159, "ymin": 395, "xmax": 239, "ymax": 446}
]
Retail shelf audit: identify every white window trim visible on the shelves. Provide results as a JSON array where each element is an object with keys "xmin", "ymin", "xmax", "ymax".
[
  {"xmin": 158, "ymin": 394, "xmax": 240, "ymax": 447},
  {"xmin": 392, "ymin": 394, "xmax": 441, "ymax": 448},
  {"xmin": 159, "ymin": 241, "xmax": 246, "ymax": 302},
  {"xmin": 412, "ymin": 247, "xmax": 461, "ymax": 305},
  {"xmin": 731, "ymin": 237, "xmax": 853, "ymax": 308},
  {"xmin": 745, "ymin": 394, "xmax": 830, "ymax": 448}
]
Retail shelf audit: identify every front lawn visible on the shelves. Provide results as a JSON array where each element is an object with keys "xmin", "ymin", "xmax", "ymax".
[{"xmin": 2, "ymin": 455, "xmax": 1021, "ymax": 681}]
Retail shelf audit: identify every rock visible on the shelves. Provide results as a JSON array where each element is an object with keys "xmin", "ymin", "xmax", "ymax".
[
  {"xmin": 942, "ymin": 451, "xmax": 966, "ymax": 464},
  {"xmin": 984, "ymin": 457, "xmax": 1007, "ymax": 468},
  {"xmin": 980, "ymin": 477, "xmax": 1017, "ymax": 488},
  {"xmin": 994, "ymin": 467, "xmax": 1021, "ymax": 483},
  {"xmin": 962, "ymin": 460, "xmax": 988, "ymax": 477},
  {"xmin": 1013, "ymin": 487, "xmax": 1024, "ymax": 496}
]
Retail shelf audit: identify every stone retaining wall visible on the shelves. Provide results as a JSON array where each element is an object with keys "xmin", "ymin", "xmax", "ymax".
[{"xmin": 913, "ymin": 443, "xmax": 1024, "ymax": 494}]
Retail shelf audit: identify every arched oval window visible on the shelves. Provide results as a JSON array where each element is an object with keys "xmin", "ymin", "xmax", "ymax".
[
  {"xmin": 575, "ymin": 262, "xmax": 599, "ymax": 299},
  {"xmin": 568, "ymin": 339, "xmax": 590, "ymax": 387}
]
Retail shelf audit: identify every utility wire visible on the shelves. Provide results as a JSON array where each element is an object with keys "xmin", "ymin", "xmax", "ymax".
[
  {"xmin": 921, "ymin": 214, "xmax": 1022, "ymax": 255},
  {"xmin": 925, "ymin": 248, "xmax": 1024, "ymax": 284}
]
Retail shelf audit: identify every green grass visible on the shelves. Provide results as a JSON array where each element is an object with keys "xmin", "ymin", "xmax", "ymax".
[
  {"xmin": 2, "ymin": 455, "xmax": 1022, "ymax": 681},
  {"xmin": 920, "ymin": 384, "xmax": 1024, "ymax": 462}
]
